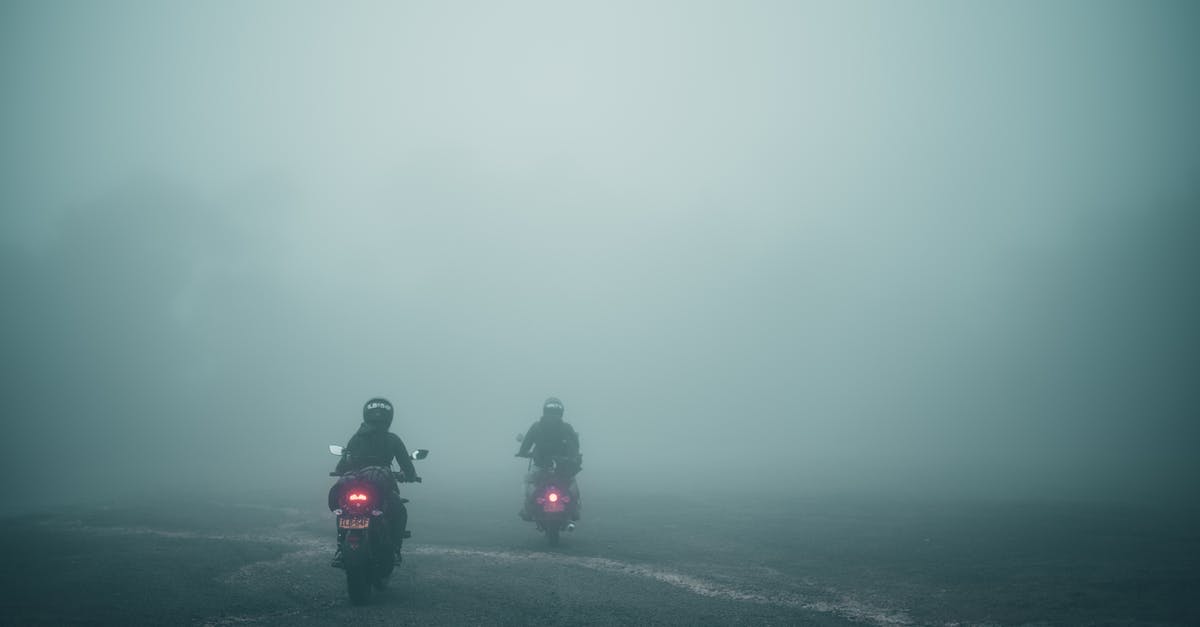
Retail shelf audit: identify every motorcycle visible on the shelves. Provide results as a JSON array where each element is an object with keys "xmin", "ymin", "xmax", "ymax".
[
  {"xmin": 327, "ymin": 445, "xmax": 428, "ymax": 605},
  {"xmin": 516, "ymin": 435, "xmax": 580, "ymax": 546}
]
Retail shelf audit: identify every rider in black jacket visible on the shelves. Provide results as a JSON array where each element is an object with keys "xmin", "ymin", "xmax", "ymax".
[
  {"xmin": 331, "ymin": 398, "xmax": 420, "ymax": 565},
  {"xmin": 516, "ymin": 397, "xmax": 582, "ymax": 521}
]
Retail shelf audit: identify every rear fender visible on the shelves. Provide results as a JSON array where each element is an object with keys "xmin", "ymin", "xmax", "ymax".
[
  {"xmin": 536, "ymin": 508, "xmax": 569, "ymax": 519},
  {"xmin": 363, "ymin": 516, "xmax": 394, "ymax": 558},
  {"xmin": 341, "ymin": 529, "xmax": 371, "ymax": 566},
  {"xmin": 534, "ymin": 510, "xmax": 569, "ymax": 529}
]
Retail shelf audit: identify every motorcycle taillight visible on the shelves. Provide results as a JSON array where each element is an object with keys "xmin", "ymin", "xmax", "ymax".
[{"xmin": 340, "ymin": 485, "xmax": 373, "ymax": 511}]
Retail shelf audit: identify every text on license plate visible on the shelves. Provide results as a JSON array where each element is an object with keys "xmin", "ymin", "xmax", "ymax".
[{"xmin": 339, "ymin": 516, "xmax": 370, "ymax": 529}]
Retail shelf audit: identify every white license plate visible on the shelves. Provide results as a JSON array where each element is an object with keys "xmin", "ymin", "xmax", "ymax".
[{"xmin": 338, "ymin": 516, "xmax": 370, "ymax": 529}]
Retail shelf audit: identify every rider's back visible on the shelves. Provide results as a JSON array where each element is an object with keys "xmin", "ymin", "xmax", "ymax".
[
  {"xmin": 338, "ymin": 421, "xmax": 417, "ymax": 475},
  {"xmin": 532, "ymin": 421, "xmax": 578, "ymax": 454}
]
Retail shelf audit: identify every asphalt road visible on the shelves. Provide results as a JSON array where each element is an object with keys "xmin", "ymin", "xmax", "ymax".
[{"xmin": 2, "ymin": 489, "xmax": 1197, "ymax": 625}]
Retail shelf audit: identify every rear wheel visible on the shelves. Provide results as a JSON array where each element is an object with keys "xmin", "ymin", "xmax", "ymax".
[
  {"xmin": 546, "ymin": 525, "xmax": 560, "ymax": 546},
  {"xmin": 347, "ymin": 568, "xmax": 371, "ymax": 605},
  {"xmin": 373, "ymin": 560, "xmax": 393, "ymax": 590}
]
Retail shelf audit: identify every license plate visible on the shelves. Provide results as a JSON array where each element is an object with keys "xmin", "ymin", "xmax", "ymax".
[
  {"xmin": 542, "ymin": 502, "xmax": 565, "ymax": 513},
  {"xmin": 339, "ymin": 516, "xmax": 370, "ymax": 529}
]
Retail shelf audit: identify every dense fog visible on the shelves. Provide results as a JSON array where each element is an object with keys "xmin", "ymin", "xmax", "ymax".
[{"xmin": 2, "ymin": 1, "xmax": 1197, "ymax": 513}]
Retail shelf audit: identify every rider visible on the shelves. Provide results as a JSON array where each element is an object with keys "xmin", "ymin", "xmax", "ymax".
[
  {"xmin": 516, "ymin": 397, "xmax": 582, "ymax": 522},
  {"xmin": 330, "ymin": 397, "xmax": 420, "ymax": 566}
]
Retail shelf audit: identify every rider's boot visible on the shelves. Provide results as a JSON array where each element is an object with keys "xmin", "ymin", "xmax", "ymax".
[
  {"xmin": 331, "ymin": 528, "xmax": 346, "ymax": 567},
  {"xmin": 391, "ymin": 522, "xmax": 410, "ymax": 566},
  {"xmin": 391, "ymin": 529, "xmax": 404, "ymax": 565}
]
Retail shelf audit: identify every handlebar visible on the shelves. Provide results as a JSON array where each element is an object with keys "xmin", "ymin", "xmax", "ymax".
[{"xmin": 328, "ymin": 470, "xmax": 421, "ymax": 483}]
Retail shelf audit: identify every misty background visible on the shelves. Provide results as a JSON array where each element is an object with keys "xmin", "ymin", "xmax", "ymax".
[{"xmin": 2, "ymin": 1, "xmax": 1197, "ymax": 514}]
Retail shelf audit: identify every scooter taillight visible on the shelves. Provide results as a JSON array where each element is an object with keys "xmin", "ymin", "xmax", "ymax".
[
  {"xmin": 541, "ymin": 491, "xmax": 568, "ymax": 502},
  {"xmin": 536, "ymin": 488, "xmax": 569, "ymax": 511},
  {"xmin": 348, "ymin": 492, "xmax": 368, "ymax": 502}
]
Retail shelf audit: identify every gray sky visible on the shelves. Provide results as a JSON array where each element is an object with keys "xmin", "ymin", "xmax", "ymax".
[{"xmin": 2, "ymin": 1, "xmax": 1198, "ymax": 510}]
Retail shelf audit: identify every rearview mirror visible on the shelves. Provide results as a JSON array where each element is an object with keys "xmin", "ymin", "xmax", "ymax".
[
  {"xmin": 329, "ymin": 445, "xmax": 344, "ymax": 456},
  {"xmin": 411, "ymin": 449, "xmax": 430, "ymax": 460}
]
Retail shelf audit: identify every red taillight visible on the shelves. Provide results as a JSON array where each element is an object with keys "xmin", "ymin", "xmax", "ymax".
[
  {"xmin": 348, "ymin": 492, "xmax": 368, "ymax": 502},
  {"xmin": 548, "ymin": 492, "xmax": 559, "ymax": 503}
]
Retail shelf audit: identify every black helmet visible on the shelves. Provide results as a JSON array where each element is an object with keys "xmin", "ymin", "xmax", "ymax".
[
  {"xmin": 542, "ymin": 397, "xmax": 564, "ymax": 420},
  {"xmin": 363, "ymin": 397, "xmax": 394, "ymax": 428}
]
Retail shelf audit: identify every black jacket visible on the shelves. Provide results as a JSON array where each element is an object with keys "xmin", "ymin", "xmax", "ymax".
[
  {"xmin": 517, "ymin": 417, "xmax": 580, "ymax": 469},
  {"xmin": 335, "ymin": 421, "xmax": 418, "ymax": 481}
]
